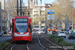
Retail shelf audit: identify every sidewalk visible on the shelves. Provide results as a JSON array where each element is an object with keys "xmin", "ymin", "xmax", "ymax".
[{"xmin": 3, "ymin": 33, "xmax": 11, "ymax": 36}]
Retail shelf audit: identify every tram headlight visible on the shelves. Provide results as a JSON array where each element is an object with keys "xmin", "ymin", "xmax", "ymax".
[{"xmin": 14, "ymin": 33, "xmax": 18, "ymax": 36}]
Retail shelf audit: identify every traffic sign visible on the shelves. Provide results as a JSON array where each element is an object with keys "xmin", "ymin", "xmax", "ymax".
[
  {"xmin": 33, "ymin": 15, "xmax": 35, "ymax": 17},
  {"xmin": 47, "ymin": 10, "xmax": 55, "ymax": 12},
  {"xmin": 47, "ymin": 15, "xmax": 55, "ymax": 20},
  {"xmin": 47, "ymin": 12, "xmax": 50, "ymax": 14},
  {"xmin": 47, "ymin": 10, "xmax": 55, "ymax": 14},
  {"xmin": 47, "ymin": 12, "xmax": 55, "ymax": 14}
]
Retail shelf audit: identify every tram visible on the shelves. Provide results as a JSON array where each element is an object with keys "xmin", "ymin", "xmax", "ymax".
[{"xmin": 12, "ymin": 16, "xmax": 32, "ymax": 42}]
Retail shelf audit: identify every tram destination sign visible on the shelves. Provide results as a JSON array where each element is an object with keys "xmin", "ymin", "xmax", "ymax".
[{"xmin": 15, "ymin": 19, "xmax": 28, "ymax": 21}]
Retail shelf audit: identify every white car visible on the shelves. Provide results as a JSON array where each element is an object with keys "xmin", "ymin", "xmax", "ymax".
[
  {"xmin": 34, "ymin": 30, "xmax": 37, "ymax": 34},
  {"xmin": 58, "ymin": 31, "xmax": 66, "ymax": 38},
  {"xmin": 37, "ymin": 29, "xmax": 45, "ymax": 34}
]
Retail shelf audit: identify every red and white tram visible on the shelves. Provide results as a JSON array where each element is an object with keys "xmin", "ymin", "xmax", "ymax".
[{"xmin": 12, "ymin": 16, "xmax": 32, "ymax": 42}]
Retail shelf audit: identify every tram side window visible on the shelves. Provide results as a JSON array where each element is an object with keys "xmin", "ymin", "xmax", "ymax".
[{"xmin": 12, "ymin": 23, "xmax": 14, "ymax": 33}]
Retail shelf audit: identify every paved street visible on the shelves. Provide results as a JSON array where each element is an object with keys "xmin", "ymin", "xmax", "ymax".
[
  {"xmin": 0, "ymin": 34, "xmax": 12, "ymax": 43},
  {"xmin": 64, "ymin": 35, "xmax": 75, "ymax": 44}
]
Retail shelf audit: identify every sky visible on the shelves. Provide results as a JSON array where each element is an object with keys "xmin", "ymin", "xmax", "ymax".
[{"xmin": 23, "ymin": 0, "xmax": 55, "ymax": 6}]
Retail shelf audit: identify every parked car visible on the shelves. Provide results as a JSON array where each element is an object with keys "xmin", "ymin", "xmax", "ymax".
[
  {"xmin": 58, "ymin": 31, "xmax": 66, "ymax": 38},
  {"xmin": 34, "ymin": 30, "xmax": 37, "ymax": 34},
  {"xmin": 37, "ymin": 29, "xmax": 45, "ymax": 34},
  {"xmin": 68, "ymin": 32, "xmax": 75, "ymax": 39},
  {"xmin": 64, "ymin": 31, "xmax": 69, "ymax": 34},
  {"xmin": 69, "ymin": 30, "xmax": 73, "ymax": 34}
]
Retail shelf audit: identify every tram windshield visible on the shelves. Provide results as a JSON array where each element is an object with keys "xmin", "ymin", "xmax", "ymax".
[{"xmin": 15, "ymin": 18, "xmax": 28, "ymax": 32}]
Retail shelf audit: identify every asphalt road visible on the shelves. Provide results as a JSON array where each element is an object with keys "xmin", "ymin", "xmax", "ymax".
[
  {"xmin": 0, "ymin": 34, "xmax": 12, "ymax": 43},
  {"xmin": 64, "ymin": 35, "xmax": 75, "ymax": 44}
]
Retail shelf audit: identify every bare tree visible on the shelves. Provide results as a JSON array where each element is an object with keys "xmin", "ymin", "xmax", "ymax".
[
  {"xmin": 5, "ymin": 0, "xmax": 20, "ymax": 18},
  {"xmin": 51, "ymin": 0, "xmax": 74, "ymax": 23}
]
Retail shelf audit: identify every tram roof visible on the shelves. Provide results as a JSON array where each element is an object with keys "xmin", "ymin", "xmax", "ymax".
[{"xmin": 13, "ymin": 16, "xmax": 31, "ymax": 19}]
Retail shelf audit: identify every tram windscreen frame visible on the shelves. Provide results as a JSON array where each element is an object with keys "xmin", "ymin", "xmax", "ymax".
[{"xmin": 15, "ymin": 18, "xmax": 28, "ymax": 32}]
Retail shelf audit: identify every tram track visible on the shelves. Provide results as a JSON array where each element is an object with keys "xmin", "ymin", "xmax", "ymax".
[
  {"xmin": 11, "ymin": 44, "xmax": 16, "ymax": 50},
  {"xmin": 2, "ymin": 41, "xmax": 30, "ymax": 50},
  {"xmin": 37, "ymin": 34, "xmax": 64, "ymax": 50},
  {"xmin": 2, "ymin": 34, "xmax": 67, "ymax": 50},
  {"xmin": 10, "ymin": 34, "xmax": 44, "ymax": 50},
  {"xmin": 11, "ymin": 41, "xmax": 30, "ymax": 50},
  {"xmin": 37, "ymin": 35, "xmax": 48, "ymax": 50},
  {"xmin": 2, "ymin": 34, "xmax": 44, "ymax": 50}
]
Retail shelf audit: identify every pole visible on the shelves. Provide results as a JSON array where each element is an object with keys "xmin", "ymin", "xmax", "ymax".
[
  {"xmin": 66, "ymin": 16, "xmax": 68, "ymax": 31},
  {"xmin": 17, "ymin": 0, "xmax": 19, "ymax": 16},
  {"xmin": 50, "ymin": 15, "xmax": 52, "ymax": 28},
  {"xmin": 50, "ymin": 5, "xmax": 52, "ymax": 28},
  {"xmin": 20, "ymin": 0, "xmax": 22, "ymax": 16},
  {"xmin": 0, "ymin": 2, "xmax": 2, "ymax": 35},
  {"xmin": 72, "ymin": 16, "xmax": 73, "ymax": 30},
  {"xmin": 39, "ymin": 9, "xmax": 41, "ymax": 28},
  {"xmin": 72, "ymin": 7, "xmax": 73, "ymax": 30},
  {"xmin": 45, "ymin": 9, "xmax": 47, "ymax": 33},
  {"xmin": 40, "ymin": 9, "xmax": 41, "ymax": 29},
  {"xmin": 8, "ymin": 12, "xmax": 10, "ymax": 30},
  {"xmin": 40, "ymin": 0, "xmax": 42, "ymax": 6}
]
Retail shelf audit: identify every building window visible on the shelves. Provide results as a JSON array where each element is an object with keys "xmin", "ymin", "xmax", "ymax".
[{"xmin": 34, "ymin": 11, "xmax": 38, "ymax": 12}]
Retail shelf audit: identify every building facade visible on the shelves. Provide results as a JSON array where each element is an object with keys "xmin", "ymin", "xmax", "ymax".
[
  {"xmin": 0, "ymin": 1, "xmax": 8, "ymax": 35},
  {"xmin": 27, "ymin": 0, "xmax": 38, "ymax": 9},
  {"xmin": 0, "ymin": 0, "xmax": 5, "ymax": 10},
  {"xmin": 32, "ymin": 7, "xmax": 46, "ymax": 24}
]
